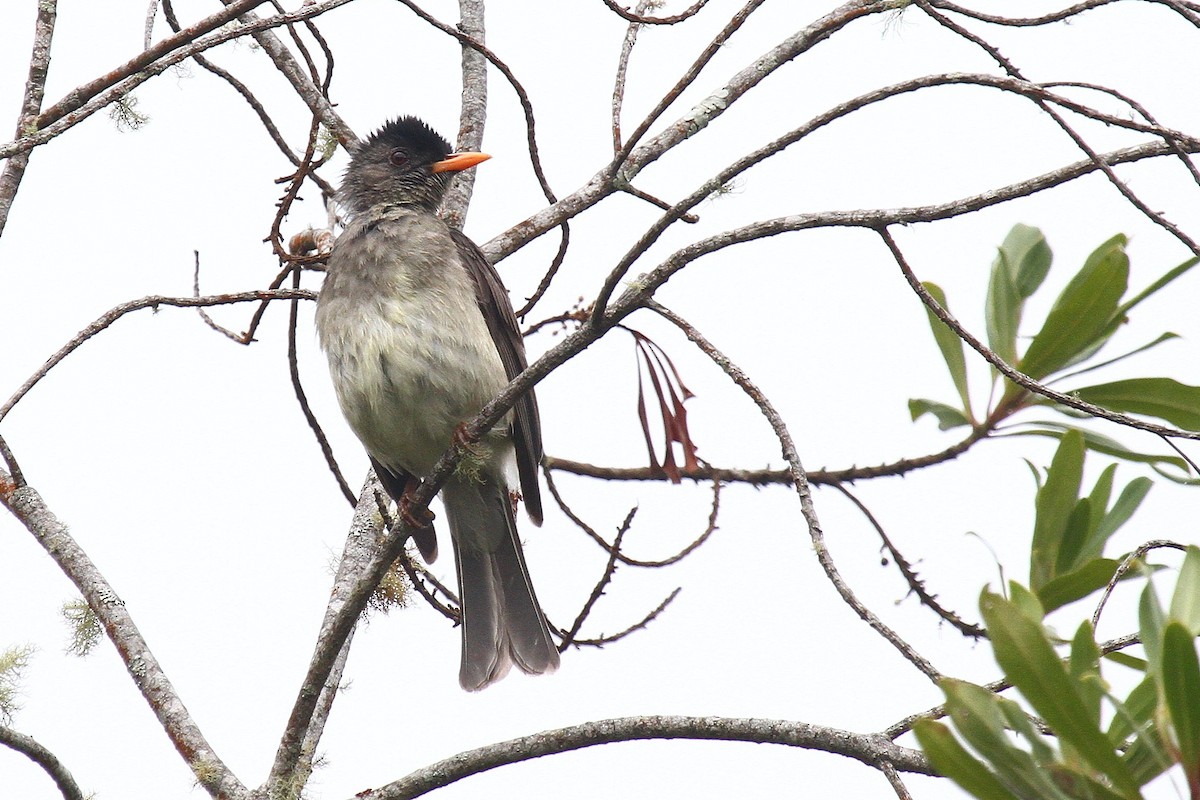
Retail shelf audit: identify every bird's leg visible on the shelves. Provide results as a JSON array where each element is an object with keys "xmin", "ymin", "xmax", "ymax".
[{"xmin": 399, "ymin": 476, "xmax": 435, "ymax": 529}]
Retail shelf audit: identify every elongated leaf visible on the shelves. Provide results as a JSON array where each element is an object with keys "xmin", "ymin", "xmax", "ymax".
[
  {"xmin": 1074, "ymin": 378, "xmax": 1200, "ymax": 431},
  {"xmin": 921, "ymin": 282, "xmax": 973, "ymax": 418},
  {"xmin": 1108, "ymin": 676, "xmax": 1158, "ymax": 744},
  {"xmin": 1086, "ymin": 464, "xmax": 1117, "ymax": 540},
  {"xmin": 1054, "ymin": 332, "xmax": 1180, "ymax": 383},
  {"xmin": 1122, "ymin": 727, "xmax": 1175, "ymax": 788},
  {"xmin": 1115, "ymin": 255, "xmax": 1200, "ymax": 318},
  {"xmin": 1055, "ymin": 499, "xmax": 1092, "ymax": 575},
  {"xmin": 909, "ymin": 398, "xmax": 971, "ymax": 431},
  {"xmin": 1161, "ymin": 622, "xmax": 1200, "ymax": 778},
  {"xmin": 980, "ymin": 590, "xmax": 1141, "ymax": 798},
  {"xmin": 1032, "ymin": 430, "xmax": 1085, "ymax": 590},
  {"xmin": 1019, "ymin": 235, "xmax": 1128, "ymax": 381},
  {"xmin": 943, "ymin": 678, "xmax": 1072, "ymax": 800},
  {"xmin": 1009, "ymin": 581, "xmax": 1046, "ymax": 622},
  {"xmin": 998, "ymin": 696, "xmax": 1058, "ymax": 765},
  {"xmin": 987, "ymin": 249, "xmax": 1022, "ymax": 370},
  {"xmin": 1104, "ymin": 651, "xmax": 1147, "ymax": 672},
  {"xmin": 1088, "ymin": 478, "xmax": 1153, "ymax": 562},
  {"xmin": 1141, "ymin": 583, "xmax": 1167, "ymax": 683},
  {"xmin": 914, "ymin": 719, "xmax": 1022, "ymax": 800},
  {"xmin": 1038, "ymin": 558, "xmax": 1122, "ymax": 614},
  {"xmin": 1004, "ymin": 425, "xmax": 1188, "ymax": 472},
  {"xmin": 1007, "ymin": 224, "xmax": 1053, "ymax": 299},
  {"xmin": 1169, "ymin": 545, "xmax": 1200, "ymax": 634},
  {"xmin": 1070, "ymin": 621, "xmax": 1103, "ymax": 729}
]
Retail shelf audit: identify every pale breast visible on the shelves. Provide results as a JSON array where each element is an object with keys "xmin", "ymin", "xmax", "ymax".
[{"xmin": 316, "ymin": 211, "xmax": 510, "ymax": 477}]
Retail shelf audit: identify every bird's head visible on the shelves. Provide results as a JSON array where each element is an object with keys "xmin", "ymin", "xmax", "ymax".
[{"xmin": 338, "ymin": 116, "xmax": 491, "ymax": 216}]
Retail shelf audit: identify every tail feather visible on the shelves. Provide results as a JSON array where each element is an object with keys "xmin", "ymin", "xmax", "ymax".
[{"xmin": 443, "ymin": 476, "xmax": 559, "ymax": 691}]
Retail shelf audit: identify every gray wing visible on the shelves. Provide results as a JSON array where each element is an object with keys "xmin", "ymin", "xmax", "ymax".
[{"xmin": 449, "ymin": 228, "xmax": 544, "ymax": 525}]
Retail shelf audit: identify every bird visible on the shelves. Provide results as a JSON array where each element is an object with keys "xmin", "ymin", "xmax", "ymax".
[{"xmin": 314, "ymin": 116, "xmax": 559, "ymax": 690}]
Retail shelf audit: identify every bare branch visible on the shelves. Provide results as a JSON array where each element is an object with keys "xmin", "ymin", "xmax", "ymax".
[
  {"xmin": 0, "ymin": 0, "xmax": 58, "ymax": 238},
  {"xmin": 917, "ymin": 0, "xmax": 1200, "ymax": 258},
  {"xmin": 215, "ymin": 0, "xmax": 355, "ymax": 147},
  {"xmin": 559, "ymin": 507, "xmax": 635, "ymax": 648},
  {"xmin": 363, "ymin": 715, "xmax": 934, "ymax": 799},
  {"xmin": 645, "ymin": 300, "xmax": 944, "ymax": 682},
  {"xmin": 442, "ymin": 0, "xmax": 488, "ymax": 228},
  {"xmin": 566, "ymin": 586, "xmax": 681, "ymax": 647},
  {"xmin": 0, "ymin": 724, "xmax": 85, "ymax": 800},
  {"xmin": 0, "ymin": 0, "xmax": 357, "ymax": 162},
  {"xmin": 1091, "ymin": 539, "xmax": 1188, "ymax": 630},
  {"xmin": 601, "ymin": 0, "xmax": 712, "ymax": 25},
  {"xmin": 0, "ymin": 480, "xmax": 246, "ymax": 799},
  {"xmin": 0, "ymin": 289, "xmax": 314, "ymax": 425},
  {"xmin": 832, "ymin": 483, "xmax": 985, "ymax": 639},
  {"xmin": 267, "ymin": 476, "xmax": 385, "ymax": 791}
]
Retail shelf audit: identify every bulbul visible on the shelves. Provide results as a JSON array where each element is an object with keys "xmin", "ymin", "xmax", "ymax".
[{"xmin": 315, "ymin": 116, "xmax": 559, "ymax": 690}]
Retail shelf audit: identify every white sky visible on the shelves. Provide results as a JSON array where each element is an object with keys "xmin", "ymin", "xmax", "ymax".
[{"xmin": 2, "ymin": 1, "xmax": 1200, "ymax": 798}]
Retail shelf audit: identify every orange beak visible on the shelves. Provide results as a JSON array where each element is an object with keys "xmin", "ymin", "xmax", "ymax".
[{"xmin": 431, "ymin": 152, "xmax": 491, "ymax": 173}]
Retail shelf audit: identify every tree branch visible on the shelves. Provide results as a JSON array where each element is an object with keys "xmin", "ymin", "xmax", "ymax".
[
  {"xmin": 362, "ymin": 715, "xmax": 934, "ymax": 799},
  {"xmin": 0, "ymin": 724, "xmax": 85, "ymax": 800},
  {"xmin": 0, "ymin": 0, "xmax": 57, "ymax": 239},
  {"xmin": 0, "ymin": 479, "xmax": 246, "ymax": 799}
]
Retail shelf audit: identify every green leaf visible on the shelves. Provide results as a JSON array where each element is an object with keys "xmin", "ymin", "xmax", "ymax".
[
  {"xmin": 1108, "ymin": 676, "xmax": 1158, "ymax": 745},
  {"xmin": 1007, "ymin": 224, "xmax": 1053, "ymax": 299},
  {"xmin": 1009, "ymin": 581, "xmax": 1046, "ymax": 622},
  {"xmin": 1054, "ymin": 332, "xmax": 1180, "ymax": 384},
  {"xmin": 1004, "ymin": 425, "xmax": 1189, "ymax": 472},
  {"xmin": 1018, "ymin": 235, "xmax": 1128, "ymax": 381},
  {"xmin": 1085, "ymin": 464, "xmax": 1117, "ymax": 538},
  {"xmin": 1161, "ymin": 622, "xmax": 1200, "ymax": 777},
  {"xmin": 1103, "ymin": 651, "xmax": 1147, "ymax": 672},
  {"xmin": 1122, "ymin": 726, "xmax": 1175, "ymax": 788},
  {"xmin": 1089, "ymin": 478, "xmax": 1153, "ymax": 562},
  {"xmin": 1055, "ymin": 499, "xmax": 1092, "ymax": 575},
  {"xmin": 909, "ymin": 398, "xmax": 971, "ymax": 431},
  {"xmin": 998, "ymin": 695, "xmax": 1058, "ymax": 765},
  {"xmin": 1114, "ymin": 255, "xmax": 1200, "ymax": 319},
  {"xmin": 1074, "ymin": 378, "xmax": 1200, "ymax": 431},
  {"xmin": 921, "ymin": 282, "xmax": 973, "ymax": 418},
  {"xmin": 1069, "ymin": 621, "xmax": 1103, "ymax": 728},
  {"xmin": 1139, "ymin": 582, "xmax": 1167, "ymax": 682},
  {"xmin": 1037, "ymin": 559, "xmax": 1122, "ymax": 614},
  {"xmin": 980, "ymin": 589, "xmax": 1141, "ymax": 798},
  {"xmin": 1169, "ymin": 545, "xmax": 1200, "ymax": 634},
  {"xmin": 987, "ymin": 245, "xmax": 1023, "ymax": 370},
  {"xmin": 914, "ymin": 719, "xmax": 1021, "ymax": 800},
  {"xmin": 943, "ymin": 678, "xmax": 1072, "ymax": 799},
  {"xmin": 1031, "ymin": 430, "xmax": 1085, "ymax": 590}
]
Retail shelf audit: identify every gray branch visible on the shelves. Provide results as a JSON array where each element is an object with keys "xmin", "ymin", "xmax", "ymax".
[{"xmin": 362, "ymin": 715, "xmax": 934, "ymax": 799}]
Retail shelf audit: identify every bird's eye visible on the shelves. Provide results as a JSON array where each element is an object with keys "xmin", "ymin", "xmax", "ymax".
[{"xmin": 388, "ymin": 149, "xmax": 409, "ymax": 167}]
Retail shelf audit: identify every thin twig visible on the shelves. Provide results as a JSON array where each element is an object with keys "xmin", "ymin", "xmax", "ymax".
[
  {"xmin": 647, "ymin": 300, "xmax": 944, "ymax": 682},
  {"xmin": 0, "ymin": 289, "xmax": 314, "ymax": 424},
  {"xmin": 1091, "ymin": 539, "xmax": 1187, "ymax": 630},
  {"xmin": 832, "ymin": 484, "xmax": 985, "ymax": 639},
  {"xmin": 567, "ymin": 587, "xmax": 682, "ymax": 647},
  {"xmin": 560, "ymin": 507, "xmax": 636, "ymax": 648}
]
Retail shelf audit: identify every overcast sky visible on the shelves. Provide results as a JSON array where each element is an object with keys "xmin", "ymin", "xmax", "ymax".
[{"xmin": 3, "ymin": 2, "xmax": 1200, "ymax": 799}]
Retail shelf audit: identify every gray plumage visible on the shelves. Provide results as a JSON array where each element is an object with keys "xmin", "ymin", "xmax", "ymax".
[{"xmin": 315, "ymin": 116, "xmax": 558, "ymax": 690}]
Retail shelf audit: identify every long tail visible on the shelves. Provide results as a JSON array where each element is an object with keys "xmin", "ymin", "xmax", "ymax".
[{"xmin": 442, "ymin": 475, "xmax": 560, "ymax": 691}]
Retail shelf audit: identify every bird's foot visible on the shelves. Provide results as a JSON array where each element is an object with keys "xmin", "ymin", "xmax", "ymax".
[{"xmin": 399, "ymin": 493, "xmax": 435, "ymax": 530}]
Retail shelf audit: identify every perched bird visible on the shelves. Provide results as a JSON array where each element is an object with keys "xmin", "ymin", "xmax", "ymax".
[{"xmin": 315, "ymin": 116, "xmax": 559, "ymax": 690}]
